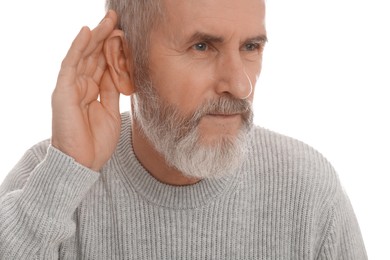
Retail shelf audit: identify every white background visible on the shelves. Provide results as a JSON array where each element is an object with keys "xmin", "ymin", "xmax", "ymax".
[{"xmin": 0, "ymin": 0, "xmax": 389, "ymax": 258}]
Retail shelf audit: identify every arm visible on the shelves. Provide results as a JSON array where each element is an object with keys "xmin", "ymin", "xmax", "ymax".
[
  {"xmin": 316, "ymin": 187, "xmax": 367, "ymax": 260},
  {"xmin": 0, "ymin": 144, "xmax": 98, "ymax": 259},
  {"xmin": 0, "ymin": 10, "xmax": 123, "ymax": 259}
]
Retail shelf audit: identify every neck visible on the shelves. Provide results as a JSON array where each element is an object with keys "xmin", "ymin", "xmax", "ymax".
[{"xmin": 131, "ymin": 118, "xmax": 200, "ymax": 186}]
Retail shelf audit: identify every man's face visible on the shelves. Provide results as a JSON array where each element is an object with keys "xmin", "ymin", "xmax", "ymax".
[
  {"xmin": 132, "ymin": 0, "xmax": 266, "ymax": 179},
  {"xmin": 148, "ymin": 0, "xmax": 266, "ymax": 143}
]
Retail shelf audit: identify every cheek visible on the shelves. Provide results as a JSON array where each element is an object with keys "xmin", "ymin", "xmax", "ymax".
[
  {"xmin": 245, "ymin": 59, "xmax": 263, "ymax": 87},
  {"xmin": 176, "ymin": 69, "xmax": 216, "ymax": 114},
  {"xmin": 246, "ymin": 55, "xmax": 263, "ymax": 74},
  {"xmin": 153, "ymin": 59, "xmax": 217, "ymax": 113}
]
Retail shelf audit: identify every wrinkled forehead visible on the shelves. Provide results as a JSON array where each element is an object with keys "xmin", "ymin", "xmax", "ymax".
[
  {"xmin": 162, "ymin": 0, "xmax": 265, "ymax": 26},
  {"xmin": 160, "ymin": 0, "xmax": 266, "ymax": 35}
]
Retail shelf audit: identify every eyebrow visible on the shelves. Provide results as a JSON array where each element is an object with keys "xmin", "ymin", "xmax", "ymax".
[
  {"xmin": 186, "ymin": 32, "xmax": 224, "ymax": 45},
  {"xmin": 246, "ymin": 35, "xmax": 268, "ymax": 45},
  {"xmin": 185, "ymin": 31, "xmax": 268, "ymax": 45}
]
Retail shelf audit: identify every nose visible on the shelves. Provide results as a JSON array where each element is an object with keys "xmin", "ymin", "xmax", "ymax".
[{"xmin": 215, "ymin": 53, "xmax": 253, "ymax": 99}]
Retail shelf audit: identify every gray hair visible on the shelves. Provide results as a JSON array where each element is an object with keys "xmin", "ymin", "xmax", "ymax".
[{"xmin": 105, "ymin": 0, "xmax": 163, "ymax": 87}]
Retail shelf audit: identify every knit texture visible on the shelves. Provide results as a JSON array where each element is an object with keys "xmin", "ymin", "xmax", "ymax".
[{"xmin": 0, "ymin": 112, "xmax": 367, "ymax": 259}]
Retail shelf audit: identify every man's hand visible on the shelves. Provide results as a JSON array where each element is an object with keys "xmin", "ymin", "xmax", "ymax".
[{"xmin": 51, "ymin": 11, "xmax": 122, "ymax": 171}]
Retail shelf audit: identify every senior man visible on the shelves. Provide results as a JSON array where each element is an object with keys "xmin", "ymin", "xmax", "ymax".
[{"xmin": 0, "ymin": 0, "xmax": 366, "ymax": 259}]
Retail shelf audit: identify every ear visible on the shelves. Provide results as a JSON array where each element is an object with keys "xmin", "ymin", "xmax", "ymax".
[{"xmin": 104, "ymin": 29, "xmax": 135, "ymax": 96}]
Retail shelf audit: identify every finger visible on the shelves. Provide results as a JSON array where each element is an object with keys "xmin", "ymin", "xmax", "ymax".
[
  {"xmin": 60, "ymin": 10, "xmax": 117, "ymax": 69},
  {"xmin": 61, "ymin": 26, "xmax": 92, "ymax": 69},
  {"xmin": 78, "ymin": 51, "xmax": 106, "ymax": 84},
  {"xmin": 83, "ymin": 11, "xmax": 118, "ymax": 57},
  {"xmin": 99, "ymin": 70, "xmax": 120, "ymax": 115},
  {"xmin": 81, "ymin": 42, "xmax": 105, "ymax": 76},
  {"xmin": 104, "ymin": 10, "xmax": 118, "ymax": 26},
  {"xmin": 73, "ymin": 21, "xmax": 114, "ymax": 77},
  {"xmin": 91, "ymin": 52, "xmax": 107, "ymax": 84}
]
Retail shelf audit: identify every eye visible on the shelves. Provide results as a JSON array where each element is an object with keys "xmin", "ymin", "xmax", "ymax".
[
  {"xmin": 192, "ymin": 42, "xmax": 208, "ymax": 51},
  {"xmin": 243, "ymin": 42, "xmax": 260, "ymax": 51}
]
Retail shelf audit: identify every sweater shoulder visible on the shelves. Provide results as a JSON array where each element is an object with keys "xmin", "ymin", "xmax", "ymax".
[
  {"xmin": 250, "ymin": 126, "xmax": 341, "ymax": 203},
  {"xmin": 252, "ymin": 126, "xmax": 332, "ymax": 162},
  {"xmin": 251, "ymin": 126, "xmax": 336, "ymax": 174}
]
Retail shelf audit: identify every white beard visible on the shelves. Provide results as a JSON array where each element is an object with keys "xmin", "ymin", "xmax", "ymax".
[{"xmin": 132, "ymin": 81, "xmax": 253, "ymax": 179}]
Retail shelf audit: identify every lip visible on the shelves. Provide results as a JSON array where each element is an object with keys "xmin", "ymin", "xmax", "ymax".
[{"xmin": 206, "ymin": 113, "xmax": 241, "ymax": 120}]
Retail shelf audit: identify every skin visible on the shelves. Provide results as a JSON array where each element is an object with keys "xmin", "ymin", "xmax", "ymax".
[
  {"xmin": 51, "ymin": 0, "xmax": 266, "ymax": 185},
  {"xmin": 51, "ymin": 11, "xmax": 126, "ymax": 172},
  {"xmin": 147, "ymin": 0, "xmax": 266, "ymax": 140}
]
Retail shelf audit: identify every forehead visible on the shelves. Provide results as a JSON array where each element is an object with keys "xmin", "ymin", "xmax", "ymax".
[{"xmin": 161, "ymin": 0, "xmax": 266, "ymax": 38}]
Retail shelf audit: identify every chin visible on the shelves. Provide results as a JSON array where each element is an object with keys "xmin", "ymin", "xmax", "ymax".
[{"xmin": 197, "ymin": 121, "xmax": 243, "ymax": 145}]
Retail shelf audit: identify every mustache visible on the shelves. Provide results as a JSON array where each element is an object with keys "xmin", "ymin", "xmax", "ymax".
[
  {"xmin": 137, "ymin": 84, "xmax": 253, "ymax": 139},
  {"xmin": 139, "ymin": 80, "xmax": 252, "ymax": 122},
  {"xmin": 173, "ymin": 96, "xmax": 253, "ymax": 134},
  {"xmin": 191, "ymin": 96, "xmax": 252, "ymax": 122}
]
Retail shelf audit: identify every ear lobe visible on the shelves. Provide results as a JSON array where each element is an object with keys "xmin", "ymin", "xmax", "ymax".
[{"xmin": 104, "ymin": 29, "xmax": 135, "ymax": 96}]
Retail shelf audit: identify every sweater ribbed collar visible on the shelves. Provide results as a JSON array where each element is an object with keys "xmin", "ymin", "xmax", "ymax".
[{"xmin": 115, "ymin": 112, "xmax": 242, "ymax": 210}]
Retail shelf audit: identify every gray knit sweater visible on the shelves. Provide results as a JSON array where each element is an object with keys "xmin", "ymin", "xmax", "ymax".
[{"xmin": 0, "ymin": 112, "xmax": 367, "ymax": 259}]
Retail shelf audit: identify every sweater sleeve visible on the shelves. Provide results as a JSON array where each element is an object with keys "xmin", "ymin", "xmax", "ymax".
[
  {"xmin": 316, "ymin": 186, "xmax": 368, "ymax": 260},
  {"xmin": 0, "ymin": 143, "xmax": 100, "ymax": 259}
]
